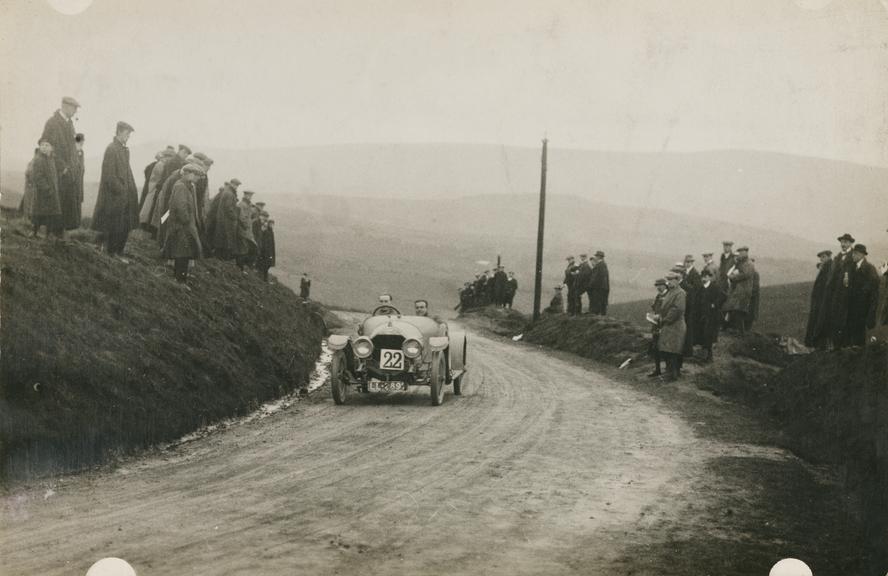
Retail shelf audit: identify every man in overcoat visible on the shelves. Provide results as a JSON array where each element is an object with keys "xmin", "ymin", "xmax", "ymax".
[
  {"xmin": 492, "ymin": 266, "xmax": 508, "ymax": 307},
  {"xmin": 92, "ymin": 122, "xmax": 139, "ymax": 258},
  {"xmin": 830, "ymin": 233, "xmax": 856, "ymax": 348},
  {"xmin": 576, "ymin": 253, "xmax": 593, "ymax": 313},
  {"xmin": 718, "ymin": 241, "xmax": 735, "ymax": 290},
  {"xmin": 695, "ymin": 268, "xmax": 725, "ymax": 362},
  {"xmin": 256, "ymin": 217, "xmax": 276, "ymax": 282},
  {"xmin": 656, "ymin": 272, "xmax": 687, "ymax": 382},
  {"xmin": 41, "ymin": 97, "xmax": 79, "ymax": 233},
  {"xmin": 647, "ymin": 278, "xmax": 668, "ymax": 377},
  {"xmin": 300, "ymin": 273, "xmax": 312, "ymax": 300},
  {"xmin": 30, "ymin": 139, "xmax": 63, "ymax": 237},
  {"xmin": 505, "ymin": 271, "xmax": 518, "ymax": 309},
  {"xmin": 723, "ymin": 246, "xmax": 756, "ymax": 333},
  {"xmin": 804, "ymin": 250, "xmax": 834, "ymax": 349},
  {"xmin": 846, "ymin": 244, "xmax": 881, "ymax": 346},
  {"xmin": 563, "ymin": 256, "xmax": 580, "ymax": 315},
  {"xmin": 162, "ymin": 164, "xmax": 206, "ymax": 283},
  {"xmin": 236, "ymin": 190, "xmax": 257, "ymax": 271},
  {"xmin": 681, "ymin": 254, "xmax": 703, "ymax": 359},
  {"xmin": 589, "ymin": 251, "xmax": 610, "ymax": 315}
]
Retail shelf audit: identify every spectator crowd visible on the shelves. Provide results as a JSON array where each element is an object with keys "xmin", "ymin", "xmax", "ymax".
[
  {"xmin": 456, "ymin": 265, "xmax": 519, "ymax": 310},
  {"xmin": 18, "ymin": 96, "xmax": 303, "ymax": 288}
]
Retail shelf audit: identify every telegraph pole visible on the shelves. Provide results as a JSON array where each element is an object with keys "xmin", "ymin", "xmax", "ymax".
[{"xmin": 532, "ymin": 139, "xmax": 548, "ymax": 322}]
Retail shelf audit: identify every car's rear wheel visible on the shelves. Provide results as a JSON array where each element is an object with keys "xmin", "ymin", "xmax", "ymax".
[
  {"xmin": 430, "ymin": 351, "xmax": 446, "ymax": 406},
  {"xmin": 331, "ymin": 351, "xmax": 348, "ymax": 405}
]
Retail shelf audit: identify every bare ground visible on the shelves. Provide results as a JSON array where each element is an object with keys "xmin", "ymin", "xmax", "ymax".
[{"xmin": 0, "ymin": 314, "xmax": 865, "ymax": 575}]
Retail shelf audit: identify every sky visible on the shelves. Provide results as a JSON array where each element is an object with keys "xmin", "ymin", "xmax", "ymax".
[{"xmin": 2, "ymin": 0, "xmax": 888, "ymax": 168}]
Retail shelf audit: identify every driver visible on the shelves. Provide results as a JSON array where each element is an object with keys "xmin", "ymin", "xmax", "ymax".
[{"xmin": 373, "ymin": 293, "xmax": 398, "ymax": 316}]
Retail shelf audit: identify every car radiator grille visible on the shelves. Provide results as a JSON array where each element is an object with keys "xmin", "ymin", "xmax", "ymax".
[{"xmin": 371, "ymin": 335, "xmax": 405, "ymax": 362}]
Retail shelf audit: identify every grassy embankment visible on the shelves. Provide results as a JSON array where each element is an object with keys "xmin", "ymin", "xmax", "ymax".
[
  {"xmin": 462, "ymin": 302, "xmax": 888, "ymax": 574},
  {"xmin": 0, "ymin": 219, "xmax": 327, "ymax": 483}
]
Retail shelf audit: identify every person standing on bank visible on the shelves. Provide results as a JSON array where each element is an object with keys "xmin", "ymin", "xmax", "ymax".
[
  {"xmin": 695, "ymin": 268, "xmax": 725, "ymax": 363},
  {"xmin": 830, "ymin": 233, "xmax": 856, "ymax": 348},
  {"xmin": 723, "ymin": 246, "xmax": 756, "ymax": 333},
  {"xmin": 804, "ymin": 250, "xmax": 835, "ymax": 349},
  {"xmin": 656, "ymin": 272, "xmax": 687, "ymax": 382},
  {"xmin": 505, "ymin": 271, "xmax": 518, "ymax": 309},
  {"xmin": 846, "ymin": 244, "xmax": 881, "ymax": 346},
  {"xmin": 30, "ymin": 139, "xmax": 63, "ymax": 238},
  {"xmin": 92, "ymin": 122, "xmax": 139, "ymax": 259},
  {"xmin": 235, "ymin": 190, "xmax": 257, "ymax": 272},
  {"xmin": 70, "ymin": 133, "xmax": 85, "ymax": 228},
  {"xmin": 564, "ymin": 256, "xmax": 580, "ymax": 315},
  {"xmin": 647, "ymin": 278, "xmax": 668, "ymax": 378},
  {"xmin": 40, "ymin": 97, "xmax": 79, "ymax": 235},
  {"xmin": 300, "ymin": 272, "xmax": 312, "ymax": 300},
  {"xmin": 256, "ymin": 214, "xmax": 276, "ymax": 282},
  {"xmin": 162, "ymin": 163, "xmax": 206, "ymax": 284},
  {"xmin": 589, "ymin": 251, "xmax": 610, "ymax": 315},
  {"xmin": 576, "ymin": 253, "xmax": 593, "ymax": 313}
]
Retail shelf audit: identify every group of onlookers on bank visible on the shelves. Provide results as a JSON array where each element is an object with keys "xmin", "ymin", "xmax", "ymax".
[
  {"xmin": 19, "ymin": 97, "xmax": 286, "ymax": 286},
  {"xmin": 457, "ymin": 266, "xmax": 519, "ymax": 310}
]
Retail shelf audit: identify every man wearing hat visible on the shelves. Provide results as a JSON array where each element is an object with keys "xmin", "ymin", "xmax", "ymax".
[
  {"xmin": 695, "ymin": 267, "xmax": 725, "ymax": 362},
  {"xmin": 722, "ymin": 246, "xmax": 756, "ymax": 333},
  {"xmin": 563, "ymin": 256, "xmax": 580, "ymax": 315},
  {"xmin": 680, "ymin": 254, "xmax": 703, "ymax": 361},
  {"xmin": 576, "ymin": 253, "xmax": 593, "ymax": 313},
  {"xmin": 718, "ymin": 241, "xmax": 735, "ymax": 293},
  {"xmin": 655, "ymin": 272, "xmax": 687, "ymax": 382},
  {"xmin": 829, "ymin": 233, "xmax": 856, "ymax": 347},
  {"xmin": 300, "ymin": 272, "xmax": 312, "ymax": 301},
  {"xmin": 162, "ymin": 163, "xmax": 206, "ymax": 284},
  {"xmin": 206, "ymin": 182, "xmax": 239, "ymax": 259},
  {"xmin": 702, "ymin": 252, "xmax": 718, "ymax": 283},
  {"xmin": 805, "ymin": 250, "xmax": 835, "ymax": 349},
  {"xmin": 41, "ymin": 97, "xmax": 80, "ymax": 233},
  {"xmin": 589, "ymin": 251, "xmax": 610, "ymax": 315},
  {"xmin": 29, "ymin": 138, "xmax": 63, "ymax": 238},
  {"xmin": 139, "ymin": 147, "xmax": 177, "ymax": 233},
  {"xmin": 235, "ymin": 190, "xmax": 257, "ymax": 272},
  {"xmin": 647, "ymin": 278, "xmax": 668, "ymax": 377},
  {"xmin": 92, "ymin": 121, "xmax": 139, "ymax": 259},
  {"xmin": 256, "ymin": 213, "xmax": 276, "ymax": 282},
  {"xmin": 846, "ymin": 244, "xmax": 881, "ymax": 346}
]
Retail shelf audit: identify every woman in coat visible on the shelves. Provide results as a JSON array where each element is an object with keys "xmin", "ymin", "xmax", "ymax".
[
  {"xmin": 656, "ymin": 272, "xmax": 687, "ymax": 381},
  {"xmin": 30, "ymin": 140, "xmax": 63, "ymax": 237},
  {"xmin": 161, "ymin": 164, "xmax": 205, "ymax": 283}
]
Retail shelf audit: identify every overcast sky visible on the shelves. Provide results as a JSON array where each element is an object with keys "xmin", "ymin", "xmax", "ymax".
[{"xmin": 2, "ymin": 0, "xmax": 887, "ymax": 167}]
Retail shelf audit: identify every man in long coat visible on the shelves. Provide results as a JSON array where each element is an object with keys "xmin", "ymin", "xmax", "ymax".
[
  {"xmin": 256, "ymin": 216, "xmax": 276, "ymax": 282},
  {"xmin": 300, "ymin": 273, "xmax": 312, "ymax": 300},
  {"xmin": 30, "ymin": 139, "xmax": 63, "ymax": 237},
  {"xmin": 92, "ymin": 122, "xmax": 139, "ymax": 257},
  {"xmin": 564, "ymin": 256, "xmax": 580, "ymax": 315},
  {"xmin": 139, "ymin": 148, "xmax": 175, "ymax": 232},
  {"xmin": 161, "ymin": 164, "xmax": 206, "ymax": 283},
  {"xmin": 804, "ymin": 250, "xmax": 834, "ymax": 349},
  {"xmin": 829, "ymin": 233, "xmax": 856, "ymax": 348},
  {"xmin": 680, "ymin": 254, "xmax": 703, "ymax": 358},
  {"xmin": 589, "ymin": 251, "xmax": 610, "ymax": 315},
  {"xmin": 207, "ymin": 183, "xmax": 240, "ymax": 259},
  {"xmin": 41, "ymin": 97, "xmax": 80, "ymax": 232},
  {"xmin": 846, "ymin": 244, "xmax": 881, "ymax": 346},
  {"xmin": 505, "ymin": 271, "xmax": 518, "ymax": 309},
  {"xmin": 723, "ymin": 246, "xmax": 756, "ymax": 333},
  {"xmin": 656, "ymin": 272, "xmax": 687, "ymax": 382},
  {"xmin": 718, "ymin": 241, "xmax": 735, "ymax": 289},
  {"xmin": 648, "ymin": 278, "xmax": 668, "ymax": 377},
  {"xmin": 235, "ymin": 190, "xmax": 257, "ymax": 271},
  {"xmin": 576, "ymin": 253, "xmax": 593, "ymax": 313},
  {"xmin": 492, "ymin": 266, "xmax": 508, "ymax": 307},
  {"xmin": 695, "ymin": 268, "xmax": 725, "ymax": 362}
]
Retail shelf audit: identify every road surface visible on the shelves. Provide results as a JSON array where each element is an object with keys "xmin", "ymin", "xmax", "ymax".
[{"xmin": 1, "ymin": 320, "xmax": 739, "ymax": 575}]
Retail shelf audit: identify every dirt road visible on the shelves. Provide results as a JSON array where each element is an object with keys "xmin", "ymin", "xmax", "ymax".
[{"xmin": 0, "ymin": 319, "xmax": 839, "ymax": 575}]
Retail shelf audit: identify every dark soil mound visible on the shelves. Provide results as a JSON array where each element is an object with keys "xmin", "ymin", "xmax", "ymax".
[
  {"xmin": 725, "ymin": 331, "xmax": 792, "ymax": 368},
  {"xmin": 459, "ymin": 306, "xmax": 528, "ymax": 336},
  {"xmin": 523, "ymin": 313, "xmax": 649, "ymax": 366},
  {"xmin": 766, "ymin": 343, "xmax": 888, "ymax": 570},
  {"xmin": 1, "ymin": 221, "xmax": 327, "ymax": 482}
]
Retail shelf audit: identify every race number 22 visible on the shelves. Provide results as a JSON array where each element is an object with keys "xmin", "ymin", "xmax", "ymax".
[{"xmin": 381, "ymin": 349, "xmax": 405, "ymax": 370}]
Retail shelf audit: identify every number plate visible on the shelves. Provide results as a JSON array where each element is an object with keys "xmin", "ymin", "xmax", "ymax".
[
  {"xmin": 368, "ymin": 379, "xmax": 407, "ymax": 392},
  {"xmin": 380, "ymin": 348, "xmax": 405, "ymax": 371}
]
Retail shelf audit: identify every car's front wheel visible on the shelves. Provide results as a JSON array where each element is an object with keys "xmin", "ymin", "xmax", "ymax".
[
  {"xmin": 331, "ymin": 351, "xmax": 349, "ymax": 405},
  {"xmin": 430, "ymin": 351, "xmax": 446, "ymax": 406}
]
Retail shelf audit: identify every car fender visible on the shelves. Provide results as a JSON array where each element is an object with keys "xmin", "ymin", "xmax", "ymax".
[
  {"xmin": 328, "ymin": 334, "xmax": 350, "ymax": 351},
  {"xmin": 448, "ymin": 330, "xmax": 467, "ymax": 372}
]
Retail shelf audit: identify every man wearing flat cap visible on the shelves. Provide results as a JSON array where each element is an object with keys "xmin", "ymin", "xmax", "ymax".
[
  {"xmin": 654, "ymin": 273, "xmax": 687, "ymax": 382},
  {"xmin": 680, "ymin": 254, "xmax": 702, "ymax": 361},
  {"xmin": 845, "ymin": 244, "xmax": 881, "ymax": 346},
  {"xmin": 563, "ymin": 256, "xmax": 580, "ymax": 315},
  {"xmin": 647, "ymin": 278, "xmax": 668, "ymax": 377},
  {"xmin": 206, "ymin": 182, "xmax": 239, "ymax": 260},
  {"xmin": 139, "ymin": 147, "xmax": 177, "ymax": 234},
  {"xmin": 41, "ymin": 97, "xmax": 81, "ymax": 233},
  {"xmin": 722, "ymin": 246, "xmax": 756, "ymax": 333},
  {"xmin": 829, "ymin": 233, "xmax": 857, "ymax": 347},
  {"xmin": 92, "ymin": 121, "xmax": 139, "ymax": 259},
  {"xmin": 805, "ymin": 250, "xmax": 834, "ymax": 349},
  {"xmin": 718, "ymin": 241, "xmax": 735, "ymax": 294},
  {"xmin": 576, "ymin": 253, "xmax": 593, "ymax": 313},
  {"xmin": 162, "ymin": 163, "xmax": 206, "ymax": 284}
]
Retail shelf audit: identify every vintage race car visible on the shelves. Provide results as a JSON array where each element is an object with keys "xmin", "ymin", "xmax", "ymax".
[{"xmin": 327, "ymin": 305, "xmax": 468, "ymax": 405}]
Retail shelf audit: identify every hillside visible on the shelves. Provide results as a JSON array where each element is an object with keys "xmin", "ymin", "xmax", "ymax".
[{"xmin": 0, "ymin": 220, "xmax": 327, "ymax": 482}]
